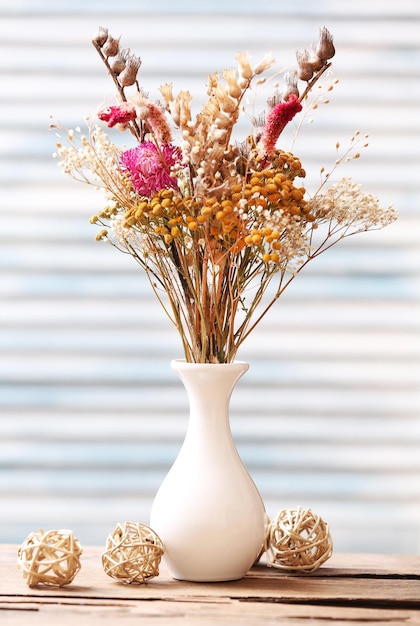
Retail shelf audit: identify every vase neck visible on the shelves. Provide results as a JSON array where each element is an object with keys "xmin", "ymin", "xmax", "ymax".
[{"xmin": 171, "ymin": 360, "xmax": 249, "ymax": 440}]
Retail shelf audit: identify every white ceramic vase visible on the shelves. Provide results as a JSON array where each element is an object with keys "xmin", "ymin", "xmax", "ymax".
[{"xmin": 150, "ymin": 359, "xmax": 266, "ymax": 582}]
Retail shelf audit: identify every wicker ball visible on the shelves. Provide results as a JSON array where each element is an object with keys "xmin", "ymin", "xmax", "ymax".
[
  {"xmin": 17, "ymin": 529, "xmax": 82, "ymax": 587},
  {"xmin": 102, "ymin": 521, "xmax": 164, "ymax": 584},
  {"xmin": 265, "ymin": 507, "xmax": 333, "ymax": 572}
]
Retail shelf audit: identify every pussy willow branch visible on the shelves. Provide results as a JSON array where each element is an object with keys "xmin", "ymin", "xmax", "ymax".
[{"xmin": 92, "ymin": 40, "xmax": 144, "ymax": 142}]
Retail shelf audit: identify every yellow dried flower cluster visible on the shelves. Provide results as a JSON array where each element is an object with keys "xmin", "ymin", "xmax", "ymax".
[
  {"xmin": 52, "ymin": 26, "xmax": 397, "ymax": 363},
  {"xmin": 116, "ymin": 149, "xmax": 311, "ymax": 266}
]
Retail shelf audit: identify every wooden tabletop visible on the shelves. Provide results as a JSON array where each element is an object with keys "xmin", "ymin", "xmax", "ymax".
[{"xmin": 1, "ymin": 545, "xmax": 419, "ymax": 625}]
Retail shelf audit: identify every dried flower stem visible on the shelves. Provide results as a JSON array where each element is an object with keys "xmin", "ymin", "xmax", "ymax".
[{"xmin": 298, "ymin": 61, "xmax": 332, "ymax": 103}]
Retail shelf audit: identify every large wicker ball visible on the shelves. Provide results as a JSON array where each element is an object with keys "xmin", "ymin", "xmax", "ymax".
[
  {"xmin": 17, "ymin": 529, "xmax": 82, "ymax": 587},
  {"xmin": 265, "ymin": 507, "xmax": 333, "ymax": 572},
  {"xmin": 102, "ymin": 521, "xmax": 164, "ymax": 584}
]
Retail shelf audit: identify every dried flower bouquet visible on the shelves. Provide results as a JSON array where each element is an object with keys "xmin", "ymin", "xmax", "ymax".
[{"xmin": 53, "ymin": 27, "xmax": 397, "ymax": 363}]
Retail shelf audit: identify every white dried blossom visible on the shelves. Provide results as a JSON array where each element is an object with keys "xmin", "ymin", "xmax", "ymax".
[
  {"xmin": 253, "ymin": 52, "xmax": 276, "ymax": 75},
  {"xmin": 109, "ymin": 213, "xmax": 145, "ymax": 251},
  {"xmin": 54, "ymin": 124, "xmax": 128, "ymax": 203},
  {"xmin": 309, "ymin": 178, "xmax": 397, "ymax": 230}
]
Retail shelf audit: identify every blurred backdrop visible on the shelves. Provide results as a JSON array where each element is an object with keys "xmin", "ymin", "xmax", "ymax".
[{"xmin": 1, "ymin": 0, "xmax": 419, "ymax": 553}]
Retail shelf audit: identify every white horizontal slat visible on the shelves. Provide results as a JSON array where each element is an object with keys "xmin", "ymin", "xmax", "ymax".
[
  {"xmin": 2, "ymin": 0, "xmax": 419, "ymax": 17},
  {"xmin": 2, "ymin": 410, "xmax": 419, "ymax": 442},
  {"xmin": 2, "ymin": 440, "xmax": 420, "ymax": 475},
  {"xmin": 1, "ymin": 385, "xmax": 418, "ymax": 420},
  {"xmin": 1, "ymin": 327, "xmax": 419, "ymax": 359},
  {"xmin": 1, "ymin": 354, "xmax": 419, "ymax": 390}
]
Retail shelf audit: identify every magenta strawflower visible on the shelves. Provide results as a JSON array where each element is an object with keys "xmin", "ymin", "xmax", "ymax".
[{"xmin": 120, "ymin": 141, "xmax": 181, "ymax": 197}]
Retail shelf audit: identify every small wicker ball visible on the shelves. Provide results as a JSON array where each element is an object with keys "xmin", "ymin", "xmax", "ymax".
[
  {"xmin": 102, "ymin": 521, "xmax": 164, "ymax": 584},
  {"xmin": 17, "ymin": 529, "xmax": 82, "ymax": 587},
  {"xmin": 265, "ymin": 507, "xmax": 333, "ymax": 573}
]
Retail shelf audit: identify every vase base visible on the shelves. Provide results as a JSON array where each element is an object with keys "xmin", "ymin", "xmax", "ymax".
[
  {"xmin": 161, "ymin": 553, "xmax": 259, "ymax": 583},
  {"xmin": 171, "ymin": 574, "xmax": 245, "ymax": 583}
]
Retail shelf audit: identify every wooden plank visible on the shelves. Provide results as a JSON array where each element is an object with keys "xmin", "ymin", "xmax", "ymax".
[
  {"xmin": 2, "ymin": 546, "xmax": 420, "ymax": 599},
  {"xmin": 1, "ymin": 547, "xmax": 420, "ymax": 625},
  {"xmin": 1, "ymin": 599, "xmax": 419, "ymax": 626}
]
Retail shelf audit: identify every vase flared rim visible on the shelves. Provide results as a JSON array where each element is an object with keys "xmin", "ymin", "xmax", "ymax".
[{"xmin": 171, "ymin": 359, "xmax": 249, "ymax": 371}]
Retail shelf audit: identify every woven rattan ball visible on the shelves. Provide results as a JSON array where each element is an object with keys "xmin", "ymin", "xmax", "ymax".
[
  {"xmin": 17, "ymin": 529, "xmax": 82, "ymax": 587},
  {"xmin": 102, "ymin": 521, "xmax": 164, "ymax": 584},
  {"xmin": 265, "ymin": 507, "xmax": 333, "ymax": 573}
]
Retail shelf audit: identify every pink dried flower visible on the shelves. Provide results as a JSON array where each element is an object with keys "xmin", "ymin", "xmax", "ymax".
[
  {"xmin": 259, "ymin": 94, "xmax": 302, "ymax": 157},
  {"xmin": 133, "ymin": 97, "xmax": 173, "ymax": 144},
  {"xmin": 120, "ymin": 141, "xmax": 181, "ymax": 197},
  {"xmin": 98, "ymin": 103, "xmax": 137, "ymax": 128}
]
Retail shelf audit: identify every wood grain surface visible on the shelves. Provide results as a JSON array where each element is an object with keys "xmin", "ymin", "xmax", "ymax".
[{"xmin": 1, "ymin": 545, "xmax": 420, "ymax": 625}]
